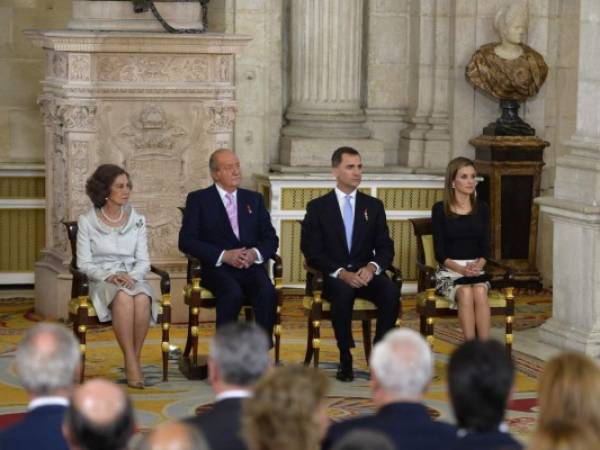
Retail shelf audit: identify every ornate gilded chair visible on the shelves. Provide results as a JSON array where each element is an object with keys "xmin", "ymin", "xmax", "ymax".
[
  {"xmin": 409, "ymin": 217, "xmax": 515, "ymax": 355},
  {"xmin": 302, "ymin": 264, "xmax": 403, "ymax": 368},
  {"xmin": 179, "ymin": 253, "xmax": 284, "ymax": 379},
  {"xmin": 63, "ymin": 221, "xmax": 172, "ymax": 381}
]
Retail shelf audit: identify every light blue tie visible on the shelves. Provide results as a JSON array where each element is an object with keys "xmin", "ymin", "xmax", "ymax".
[{"xmin": 343, "ymin": 195, "xmax": 354, "ymax": 252}]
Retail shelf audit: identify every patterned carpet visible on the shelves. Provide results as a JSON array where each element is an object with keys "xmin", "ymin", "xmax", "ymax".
[{"xmin": 0, "ymin": 290, "xmax": 551, "ymax": 443}]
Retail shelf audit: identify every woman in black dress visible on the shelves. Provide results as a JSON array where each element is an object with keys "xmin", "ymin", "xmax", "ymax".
[{"xmin": 432, "ymin": 157, "xmax": 491, "ymax": 339}]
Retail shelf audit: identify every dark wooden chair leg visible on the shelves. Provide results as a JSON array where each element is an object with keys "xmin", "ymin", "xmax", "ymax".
[
  {"xmin": 190, "ymin": 307, "xmax": 199, "ymax": 366},
  {"xmin": 362, "ymin": 319, "xmax": 372, "ymax": 364},
  {"xmin": 274, "ymin": 296, "xmax": 282, "ymax": 365},
  {"xmin": 304, "ymin": 315, "xmax": 314, "ymax": 365},
  {"xmin": 313, "ymin": 318, "xmax": 321, "ymax": 369},
  {"xmin": 160, "ymin": 295, "xmax": 171, "ymax": 381},
  {"xmin": 183, "ymin": 306, "xmax": 194, "ymax": 358}
]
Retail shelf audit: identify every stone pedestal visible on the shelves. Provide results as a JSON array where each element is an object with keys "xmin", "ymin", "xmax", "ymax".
[
  {"xmin": 26, "ymin": 30, "xmax": 250, "ymax": 320},
  {"xmin": 471, "ymin": 135, "xmax": 548, "ymax": 290},
  {"xmin": 280, "ymin": 0, "xmax": 384, "ymax": 167}
]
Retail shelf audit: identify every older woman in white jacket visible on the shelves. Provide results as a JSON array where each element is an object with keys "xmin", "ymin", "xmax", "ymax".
[{"xmin": 77, "ymin": 164, "xmax": 158, "ymax": 389}]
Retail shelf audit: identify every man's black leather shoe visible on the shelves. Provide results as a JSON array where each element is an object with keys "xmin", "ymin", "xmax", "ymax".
[{"xmin": 336, "ymin": 363, "xmax": 354, "ymax": 382}]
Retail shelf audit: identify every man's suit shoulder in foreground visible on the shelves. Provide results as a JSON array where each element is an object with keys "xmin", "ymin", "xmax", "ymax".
[
  {"xmin": 323, "ymin": 402, "xmax": 457, "ymax": 450},
  {"xmin": 0, "ymin": 405, "xmax": 69, "ymax": 450},
  {"xmin": 185, "ymin": 397, "xmax": 247, "ymax": 450}
]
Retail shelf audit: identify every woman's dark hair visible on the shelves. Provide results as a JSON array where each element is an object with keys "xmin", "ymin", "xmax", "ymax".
[{"xmin": 85, "ymin": 164, "xmax": 131, "ymax": 208}]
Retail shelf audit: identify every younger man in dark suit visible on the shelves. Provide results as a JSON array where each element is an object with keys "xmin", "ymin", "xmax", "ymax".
[
  {"xmin": 448, "ymin": 339, "xmax": 522, "ymax": 450},
  {"xmin": 323, "ymin": 328, "xmax": 457, "ymax": 449},
  {"xmin": 0, "ymin": 323, "xmax": 80, "ymax": 450},
  {"xmin": 179, "ymin": 149, "xmax": 279, "ymax": 340},
  {"xmin": 184, "ymin": 322, "xmax": 271, "ymax": 450},
  {"xmin": 301, "ymin": 147, "xmax": 400, "ymax": 381}
]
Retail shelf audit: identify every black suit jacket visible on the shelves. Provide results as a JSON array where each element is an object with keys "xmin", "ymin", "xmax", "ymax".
[
  {"xmin": 301, "ymin": 190, "xmax": 394, "ymax": 274},
  {"xmin": 322, "ymin": 402, "xmax": 458, "ymax": 450},
  {"xmin": 185, "ymin": 397, "xmax": 247, "ymax": 450},
  {"xmin": 452, "ymin": 430, "xmax": 523, "ymax": 450},
  {"xmin": 179, "ymin": 185, "xmax": 278, "ymax": 267},
  {"xmin": 0, "ymin": 404, "xmax": 69, "ymax": 450}
]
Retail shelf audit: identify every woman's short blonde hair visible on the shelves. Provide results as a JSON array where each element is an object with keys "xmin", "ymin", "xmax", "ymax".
[
  {"xmin": 242, "ymin": 365, "xmax": 328, "ymax": 450},
  {"xmin": 537, "ymin": 352, "xmax": 600, "ymax": 430}
]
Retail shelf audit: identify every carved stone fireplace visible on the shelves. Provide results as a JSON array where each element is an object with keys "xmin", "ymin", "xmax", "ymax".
[{"xmin": 26, "ymin": 30, "xmax": 250, "ymax": 320}]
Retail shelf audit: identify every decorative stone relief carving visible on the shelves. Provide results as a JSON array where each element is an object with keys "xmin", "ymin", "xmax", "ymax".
[
  {"xmin": 68, "ymin": 54, "xmax": 91, "ymax": 81},
  {"xmin": 97, "ymin": 54, "xmax": 211, "ymax": 82},
  {"xmin": 59, "ymin": 105, "xmax": 97, "ymax": 131},
  {"xmin": 107, "ymin": 103, "xmax": 197, "ymax": 258},
  {"xmin": 206, "ymin": 104, "xmax": 236, "ymax": 134},
  {"xmin": 216, "ymin": 56, "xmax": 231, "ymax": 82},
  {"xmin": 68, "ymin": 141, "xmax": 92, "ymax": 219},
  {"xmin": 52, "ymin": 131, "xmax": 68, "ymax": 254},
  {"xmin": 38, "ymin": 96, "xmax": 59, "ymax": 128},
  {"xmin": 49, "ymin": 51, "xmax": 68, "ymax": 80}
]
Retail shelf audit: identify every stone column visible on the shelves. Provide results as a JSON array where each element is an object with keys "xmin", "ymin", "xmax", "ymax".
[
  {"xmin": 281, "ymin": 0, "xmax": 384, "ymax": 167},
  {"xmin": 400, "ymin": 0, "xmax": 435, "ymax": 167},
  {"xmin": 536, "ymin": 0, "xmax": 600, "ymax": 355},
  {"xmin": 28, "ymin": 30, "xmax": 250, "ymax": 320},
  {"xmin": 423, "ymin": 0, "xmax": 451, "ymax": 169}
]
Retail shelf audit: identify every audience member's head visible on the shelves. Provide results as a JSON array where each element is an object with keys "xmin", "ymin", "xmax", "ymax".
[
  {"xmin": 537, "ymin": 352, "xmax": 600, "ymax": 431},
  {"xmin": 243, "ymin": 365, "xmax": 329, "ymax": 450},
  {"xmin": 369, "ymin": 328, "xmax": 433, "ymax": 405},
  {"xmin": 63, "ymin": 378, "xmax": 134, "ymax": 450},
  {"xmin": 15, "ymin": 322, "xmax": 80, "ymax": 397},
  {"xmin": 330, "ymin": 429, "xmax": 395, "ymax": 450},
  {"xmin": 208, "ymin": 321, "xmax": 270, "ymax": 393},
  {"xmin": 448, "ymin": 339, "xmax": 514, "ymax": 432},
  {"xmin": 528, "ymin": 421, "xmax": 598, "ymax": 450},
  {"xmin": 136, "ymin": 421, "xmax": 209, "ymax": 450}
]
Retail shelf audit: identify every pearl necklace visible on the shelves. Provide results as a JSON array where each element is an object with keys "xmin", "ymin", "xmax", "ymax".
[{"xmin": 100, "ymin": 206, "xmax": 124, "ymax": 224}]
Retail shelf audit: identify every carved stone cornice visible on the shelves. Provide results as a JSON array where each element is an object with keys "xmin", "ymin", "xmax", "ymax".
[{"xmin": 24, "ymin": 31, "xmax": 252, "ymax": 55}]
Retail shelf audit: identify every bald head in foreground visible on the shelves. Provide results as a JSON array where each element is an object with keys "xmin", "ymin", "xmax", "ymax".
[
  {"xmin": 137, "ymin": 421, "xmax": 209, "ymax": 450},
  {"xmin": 63, "ymin": 378, "xmax": 134, "ymax": 450}
]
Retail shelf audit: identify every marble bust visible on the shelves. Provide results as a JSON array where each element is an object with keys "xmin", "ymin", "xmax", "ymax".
[{"xmin": 466, "ymin": 2, "xmax": 548, "ymax": 102}]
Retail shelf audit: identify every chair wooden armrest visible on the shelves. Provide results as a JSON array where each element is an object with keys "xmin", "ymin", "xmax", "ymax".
[
  {"xmin": 305, "ymin": 265, "xmax": 325, "ymax": 293},
  {"xmin": 384, "ymin": 264, "xmax": 403, "ymax": 291},
  {"xmin": 184, "ymin": 253, "xmax": 202, "ymax": 283},
  {"xmin": 271, "ymin": 254, "xmax": 283, "ymax": 279},
  {"xmin": 485, "ymin": 258, "xmax": 515, "ymax": 286},
  {"xmin": 150, "ymin": 265, "xmax": 171, "ymax": 295},
  {"xmin": 69, "ymin": 265, "xmax": 89, "ymax": 298},
  {"xmin": 415, "ymin": 261, "xmax": 437, "ymax": 289}
]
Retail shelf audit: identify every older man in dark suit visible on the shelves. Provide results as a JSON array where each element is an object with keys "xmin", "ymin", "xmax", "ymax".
[
  {"xmin": 0, "ymin": 323, "xmax": 80, "ymax": 450},
  {"xmin": 301, "ymin": 147, "xmax": 400, "ymax": 381},
  {"xmin": 184, "ymin": 322, "xmax": 270, "ymax": 450},
  {"xmin": 322, "ymin": 328, "xmax": 457, "ymax": 450},
  {"xmin": 179, "ymin": 148, "xmax": 279, "ymax": 341}
]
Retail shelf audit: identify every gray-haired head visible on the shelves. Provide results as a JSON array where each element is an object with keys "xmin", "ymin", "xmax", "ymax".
[
  {"xmin": 15, "ymin": 322, "xmax": 80, "ymax": 395},
  {"xmin": 208, "ymin": 148, "xmax": 233, "ymax": 172},
  {"xmin": 369, "ymin": 328, "xmax": 433, "ymax": 398},
  {"xmin": 209, "ymin": 322, "xmax": 270, "ymax": 387}
]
